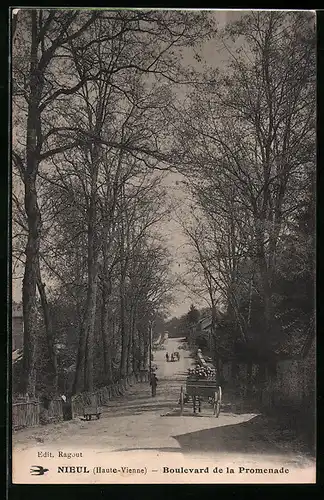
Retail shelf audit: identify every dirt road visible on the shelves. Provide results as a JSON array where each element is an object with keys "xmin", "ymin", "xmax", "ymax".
[{"xmin": 12, "ymin": 337, "xmax": 315, "ymax": 482}]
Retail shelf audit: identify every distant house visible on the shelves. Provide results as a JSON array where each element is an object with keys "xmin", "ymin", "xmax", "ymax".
[
  {"xmin": 193, "ymin": 315, "xmax": 217, "ymax": 352},
  {"xmin": 12, "ymin": 302, "xmax": 23, "ymax": 351},
  {"xmin": 188, "ymin": 310, "xmax": 224, "ymax": 352},
  {"xmin": 196, "ymin": 316, "xmax": 212, "ymax": 349},
  {"xmin": 200, "ymin": 316, "xmax": 212, "ymax": 333}
]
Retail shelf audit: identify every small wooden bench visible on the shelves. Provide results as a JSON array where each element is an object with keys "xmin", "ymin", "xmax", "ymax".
[{"xmin": 83, "ymin": 406, "xmax": 101, "ymax": 421}]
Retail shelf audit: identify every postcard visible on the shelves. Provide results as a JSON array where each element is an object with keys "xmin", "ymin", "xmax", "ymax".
[{"xmin": 11, "ymin": 8, "xmax": 316, "ymax": 484}]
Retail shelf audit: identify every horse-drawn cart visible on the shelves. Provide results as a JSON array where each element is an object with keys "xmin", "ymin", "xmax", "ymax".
[{"xmin": 179, "ymin": 366, "xmax": 222, "ymax": 417}]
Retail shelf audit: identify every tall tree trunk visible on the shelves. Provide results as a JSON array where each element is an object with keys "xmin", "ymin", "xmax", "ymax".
[
  {"xmin": 258, "ymin": 254, "xmax": 273, "ymax": 343},
  {"xmin": 127, "ymin": 308, "xmax": 136, "ymax": 375},
  {"xmin": 255, "ymin": 220, "xmax": 273, "ymax": 344},
  {"xmin": 118, "ymin": 189, "xmax": 128, "ymax": 379},
  {"xmin": 127, "ymin": 335, "xmax": 132, "ymax": 376},
  {"xmin": 100, "ymin": 213, "xmax": 114, "ymax": 385},
  {"xmin": 22, "ymin": 199, "xmax": 39, "ymax": 398},
  {"xmin": 74, "ymin": 146, "xmax": 100, "ymax": 393},
  {"xmin": 211, "ymin": 302, "xmax": 222, "ymax": 378},
  {"xmin": 131, "ymin": 317, "xmax": 138, "ymax": 374},
  {"xmin": 72, "ymin": 324, "xmax": 87, "ymax": 395},
  {"xmin": 141, "ymin": 326, "xmax": 149, "ymax": 371},
  {"xmin": 119, "ymin": 271, "xmax": 128, "ymax": 378},
  {"xmin": 36, "ymin": 265, "xmax": 58, "ymax": 393},
  {"xmin": 84, "ymin": 181, "xmax": 100, "ymax": 392},
  {"xmin": 246, "ymin": 360, "xmax": 253, "ymax": 396},
  {"xmin": 84, "ymin": 257, "xmax": 98, "ymax": 392},
  {"xmin": 137, "ymin": 326, "xmax": 145, "ymax": 370},
  {"xmin": 22, "ymin": 11, "xmax": 43, "ymax": 397},
  {"xmin": 247, "ymin": 272, "xmax": 254, "ymax": 328},
  {"xmin": 100, "ymin": 280, "xmax": 113, "ymax": 384}
]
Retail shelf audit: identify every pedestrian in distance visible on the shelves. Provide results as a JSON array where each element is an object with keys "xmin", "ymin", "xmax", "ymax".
[
  {"xmin": 150, "ymin": 372, "xmax": 158, "ymax": 397},
  {"xmin": 166, "ymin": 352, "xmax": 169, "ymax": 362}
]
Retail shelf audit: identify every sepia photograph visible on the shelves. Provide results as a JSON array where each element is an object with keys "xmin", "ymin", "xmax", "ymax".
[{"xmin": 10, "ymin": 8, "xmax": 316, "ymax": 484}]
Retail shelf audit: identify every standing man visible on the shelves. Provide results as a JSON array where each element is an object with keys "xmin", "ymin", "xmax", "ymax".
[
  {"xmin": 166, "ymin": 352, "xmax": 169, "ymax": 362},
  {"xmin": 150, "ymin": 372, "xmax": 158, "ymax": 397}
]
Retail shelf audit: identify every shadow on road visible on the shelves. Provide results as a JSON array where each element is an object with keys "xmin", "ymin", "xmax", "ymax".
[
  {"xmin": 170, "ymin": 415, "xmax": 315, "ymax": 462},
  {"xmin": 220, "ymin": 401, "xmax": 261, "ymax": 415},
  {"xmin": 111, "ymin": 394, "xmax": 154, "ymax": 402},
  {"xmin": 102, "ymin": 402, "xmax": 177, "ymax": 417},
  {"xmin": 161, "ymin": 409, "xmax": 217, "ymax": 417},
  {"xmin": 110, "ymin": 414, "xmax": 314, "ymax": 466},
  {"xmin": 171, "ymin": 415, "xmax": 291, "ymax": 456}
]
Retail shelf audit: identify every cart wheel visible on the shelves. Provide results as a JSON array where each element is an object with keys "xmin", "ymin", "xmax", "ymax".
[
  {"xmin": 180, "ymin": 386, "xmax": 184, "ymax": 415},
  {"xmin": 214, "ymin": 386, "xmax": 222, "ymax": 417}
]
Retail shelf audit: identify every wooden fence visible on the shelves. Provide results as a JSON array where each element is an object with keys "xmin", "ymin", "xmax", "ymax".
[
  {"xmin": 72, "ymin": 371, "xmax": 149, "ymax": 418},
  {"xmin": 12, "ymin": 397, "xmax": 64, "ymax": 431},
  {"xmin": 13, "ymin": 371, "xmax": 149, "ymax": 429},
  {"xmin": 12, "ymin": 400, "xmax": 40, "ymax": 430}
]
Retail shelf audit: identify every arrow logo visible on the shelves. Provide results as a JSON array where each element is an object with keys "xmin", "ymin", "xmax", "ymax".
[{"xmin": 30, "ymin": 465, "xmax": 49, "ymax": 476}]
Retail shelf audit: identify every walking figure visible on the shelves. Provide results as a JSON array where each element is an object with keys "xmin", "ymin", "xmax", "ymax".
[
  {"xmin": 171, "ymin": 353, "xmax": 174, "ymax": 362},
  {"xmin": 150, "ymin": 372, "xmax": 158, "ymax": 397},
  {"xmin": 166, "ymin": 352, "xmax": 169, "ymax": 362}
]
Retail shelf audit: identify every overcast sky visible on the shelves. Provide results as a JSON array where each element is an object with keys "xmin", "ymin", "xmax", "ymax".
[{"xmin": 159, "ymin": 10, "xmax": 243, "ymax": 318}]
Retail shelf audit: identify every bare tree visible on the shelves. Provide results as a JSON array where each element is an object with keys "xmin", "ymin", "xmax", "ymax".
[
  {"xmin": 12, "ymin": 10, "xmax": 102, "ymax": 396},
  {"xmin": 12, "ymin": 8, "xmax": 215, "ymax": 395},
  {"xmin": 175, "ymin": 11, "xmax": 315, "ymax": 349}
]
